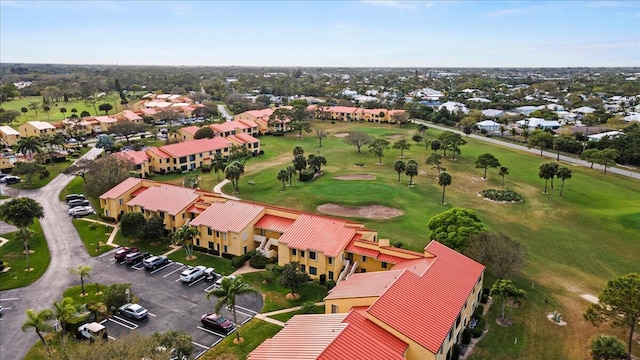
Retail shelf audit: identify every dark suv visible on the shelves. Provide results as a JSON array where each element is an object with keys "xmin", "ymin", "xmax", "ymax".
[
  {"xmin": 68, "ymin": 199, "xmax": 91, "ymax": 209},
  {"xmin": 125, "ymin": 251, "xmax": 151, "ymax": 265}
]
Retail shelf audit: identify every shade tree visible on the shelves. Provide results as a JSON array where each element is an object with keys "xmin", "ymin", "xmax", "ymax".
[
  {"xmin": 556, "ymin": 166, "xmax": 572, "ymax": 196},
  {"xmin": 405, "ymin": 159, "xmax": 418, "ymax": 187},
  {"xmin": 528, "ymin": 131, "xmax": 555, "ymax": 157},
  {"xmin": 369, "ymin": 138, "xmax": 391, "ymax": 165},
  {"xmin": 465, "ymin": 232, "xmax": 527, "ymax": 278},
  {"xmin": 490, "ymin": 279, "xmax": 526, "ymax": 325},
  {"xmin": 425, "ymin": 153, "xmax": 444, "ymax": 175},
  {"xmin": 393, "ymin": 160, "xmax": 405, "ymax": 183},
  {"xmin": 392, "ymin": 138, "xmax": 411, "ymax": 158},
  {"xmin": 475, "ymin": 153, "xmax": 501, "ymax": 179},
  {"xmin": 344, "ymin": 132, "xmax": 373, "ymax": 153},
  {"xmin": 427, "ymin": 207, "xmax": 485, "ymax": 251}
]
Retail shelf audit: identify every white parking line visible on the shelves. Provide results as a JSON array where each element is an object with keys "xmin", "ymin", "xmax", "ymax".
[
  {"xmin": 191, "ymin": 341, "xmax": 210, "ymax": 350},
  {"xmin": 109, "ymin": 316, "xmax": 138, "ymax": 330},
  {"xmin": 163, "ymin": 265, "xmax": 185, "ymax": 278},
  {"xmin": 99, "ymin": 248, "xmax": 119, "ymax": 258},
  {"xmin": 210, "ymin": 337, "xmax": 224, "ymax": 348},
  {"xmin": 148, "ymin": 312, "xmax": 156, "ymax": 317},
  {"xmin": 1, "ymin": 307, "xmax": 12, "ymax": 310},
  {"xmin": 194, "ymin": 349, "xmax": 208, "ymax": 359},
  {"xmin": 240, "ymin": 317, "xmax": 252, "ymax": 325},
  {"xmin": 203, "ymin": 284, "xmax": 217, "ymax": 293},
  {"xmin": 0, "ymin": 298, "xmax": 19, "ymax": 301},
  {"xmin": 197, "ymin": 326, "xmax": 226, "ymax": 337},
  {"xmin": 108, "ymin": 258, "xmax": 116, "ymax": 262},
  {"xmin": 131, "ymin": 263, "xmax": 145, "ymax": 270},
  {"xmin": 150, "ymin": 262, "xmax": 173, "ymax": 274},
  {"xmin": 233, "ymin": 308, "xmax": 254, "ymax": 318},
  {"xmin": 188, "ymin": 276, "xmax": 205, "ymax": 287},
  {"xmin": 108, "ymin": 335, "xmax": 116, "ymax": 340},
  {"xmin": 234, "ymin": 305, "xmax": 258, "ymax": 315}
]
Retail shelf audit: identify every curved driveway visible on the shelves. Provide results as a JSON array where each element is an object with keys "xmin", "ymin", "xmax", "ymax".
[
  {"xmin": 0, "ymin": 147, "xmax": 103, "ymax": 360},
  {"xmin": 414, "ymin": 120, "xmax": 640, "ymax": 180},
  {"xmin": 217, "ymin": 105, "xmax": 233, "ymax": 122}
]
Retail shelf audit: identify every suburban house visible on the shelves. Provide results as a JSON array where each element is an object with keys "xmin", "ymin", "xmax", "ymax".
[
  {"xmin": 179, "ymin": 120, "xmax": 260, "ymax": 142},
  {"xmin": 475, "ymin": 120, "xmax": 501, "ymax": 132},
  {"xmin": 118, "ymin": 110, "xmax": 144, "ymax": 124},
  {"xmin": 480, "ymin": 109, "xmax": 505, "ymax": 118},
  {"xmin": 100, "ymin": 178, "xmax": 434, "ymax": 282},
  {"xmin": 0, "ymin": 126, "xmax": 21, "ymax": 146},
  {"xmin": 587, "ymin": 130, "xmax": 625, "ymax": 142},
  {"xmin": 233, "ymin": 108, "xmax": 291, "ymax": 134},
  {"xmin": 438, "ymin": 101, "xmax": 469, "ymax": 115},
  {"xmin": 249, "ymin": 241, "xmax": 485, "ymax": 360},
  {"xmin": 18, "ymin": 121, "xmax": 57, "ymax": 138},
  {"xmin": 516, "ymin": 117, "xmax": 561, "ymax": 130}
]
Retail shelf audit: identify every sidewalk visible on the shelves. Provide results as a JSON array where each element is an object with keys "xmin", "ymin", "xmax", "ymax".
[
  {"xmin": 254, "ymin": 302, "xmax": 326, "ymax": 327},
  {"xmin": 212, "ymin": 179, "xmax": 240, "ymax": 200},
  {"xmin": 78, "ymin": 218, "xmax": 120, "ymax": 248}
]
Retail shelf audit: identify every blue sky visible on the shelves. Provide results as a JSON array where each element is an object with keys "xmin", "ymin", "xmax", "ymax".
[{"xmin": 1, "ymin": 0, "xmax": 638, "ymax": 67}]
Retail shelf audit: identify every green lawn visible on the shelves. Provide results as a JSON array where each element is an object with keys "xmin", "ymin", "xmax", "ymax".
[
  {"xmin": 62, "ymin": 283, "xmax": 107, "ymax": 305},
  {"xmin": 241, "ymin": 271, "xmax": 328, "ymax": 313},
  {"xmin": 72, "ymin": 220, "xmax": 114, "ymax": 257},
  {"xmin": 209, "ymin": 121, "xmax": 639, "ymax": 359},
  {"xmin": 0, "ymin": 95, "xmax": 128, "ymax": 127},
  {"xmin": 200, "ymin": 318, "xmax": 282, "ymax": 360},
  {"xmin": 112, "ymin": 228, "xmax": 173, "ymax": 256},
  {"xmin": 10, "ymin": 148, "xmax": 89, "ymax": 190},
  {"xmin": 0, "ymin": 220, "xmax": 50, "ymax": 290}
]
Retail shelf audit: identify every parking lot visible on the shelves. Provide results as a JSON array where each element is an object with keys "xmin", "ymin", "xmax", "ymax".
[{"xmin": 93, "ymin": 247, "xmax": 262, "ymax": 358}]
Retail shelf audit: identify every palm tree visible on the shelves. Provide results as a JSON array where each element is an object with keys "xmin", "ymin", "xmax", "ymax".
[
  {"xmin": 292, "ymin": 154, "xmax": 307, "ymax": 180},
  {"xmin": 224, "ymin": 161, "xmax": 245, "ymax": 193},
  {"xmin": 60, "ymin": 107, "xmax": 67, "ymax": 119},
  {"xmin": 22, "ymin": 308, "xmax": 54, "ymax": 355},
  {"xmin": 499, "ymin": 166, "xmax": 509, "ymax": 187},
  {"xmin": 212, "ymin": 153, "xmax": 225, "ymax": 181},
  {"xmin": 70, "ymin": 265, "xmax": 92, "ymax": 296},
  {"xmin": 392, "ymin": 138, "xmax": 411, "ymax": 158},
  {"xmin": 307, "ymin": 154, "xmax": 326, "ymax": 173},
  {"xmin": 538, "ymin": 163, "xmax": 556, "ymax": 194},
  {"xmin": 16, "ymin": 136, "xmax": 42, "ymax": 159},
  {"xmin": 393, "ymin": 160, "xmax": 406, "ymax": 183},
  {"xmin": 43, "ymin": 106, "xmax": 51, "ymax": 120},
  {"xmin": 206, "ymin": 276, "xmax": 259, "ymax": 343},
  {"xmin": 52, "ymin": 297, "xmax": 79, "ymax": 341},
  {"xmin": 292, "ymin": 145, "xmax": 304, "ymax": 157},
  {"xmin": 286, "ymin": 165, "xmax": 296, "ymax": 187},
  {"xmin": 405, "ymin": 160, "xmax": 418, "ymax": 187},
  {"xmin": 438, "ymin": 171, "xmax": 452, "ymax": 205},
  {"xmin": 556, "ymin": 167, "xmax": 572, "ymax": 197},
  {"xmin": 490, "ymin": 279, "xmax": 526, "ymax": 324},
  {"xmin": 172, "ymin": 223, "xmax": 200, "ymax": 259},
  {"xmin": 21, "ymin": 107, "xmax": 28, "ymax": 120},
  {"xmin": 277, "ymin": 169, "xmax": 289, "ymax": 191},
  {"xmin": 70, "ymin": 108, "xmax": 78, "ymax": 118},
  {"xmin": 16, "ymin": 228, "xmax": 34, "ymax": 270}
]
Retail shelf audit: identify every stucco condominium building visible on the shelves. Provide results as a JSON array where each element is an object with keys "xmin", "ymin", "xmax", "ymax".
[{"xmin": 100, "ymin": 178, "xmax": 485, "ymax": 360}]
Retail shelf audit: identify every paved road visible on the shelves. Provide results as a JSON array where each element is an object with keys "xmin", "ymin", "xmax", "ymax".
[
  {"xmin": 413, "ymin": 120, "xmax": 640, "ymax": 180},
  {"xmin": 0, "ymin": 147, "xmax": 103, "ymax": 360},
  {"xmin": 217, "ymin": 105, "xmax": 233, "ymax": 122}
]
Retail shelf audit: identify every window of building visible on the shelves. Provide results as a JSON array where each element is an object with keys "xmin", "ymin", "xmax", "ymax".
[
  {"xmin": 242, "ymin": 232, "xmax": 247, "ymax": 241},
  {"xmin": 216, "ymin": 231, "xmax": 220, "ymax": 237},
  {"xmin": 195, "ymin": 238, "xmax": 200, "ymax": 246},
  {"xmin": 328, "ymin": 271, "xmax": 334, "ymax": 280},
  {"xmin": 362, "ymin": 256, "xmax": 367, "ymax": 262},
  {"xmin": 300, "ymin": 251, "xmax": 305, "ymax": 258},
  {"xmin": 208, "ymin": 242, "xmax": 214, "ymax": 250},
  {"xmin": 331, "ymin": 304, "xmax": 338, "ymax": 314},
  {"xmin": 189, "ymin": 155, "xmax": 196, "ymax": 161},
  {"xmin": 327, "ymin": 257, "xmax": 333, "ymax": 265},
  {"xmin": 300, "ymin": 264, "xmax": 306, "ymax": 272},
  {"xmin": 360, "ymin": 268, "xmax": 366, "ymax": 273},
  {"xmin": 224, "ymin": 245, "xmax": 228, "ymax": 253},
  {"xmin": 119, "ymin": 198, "xmax": 123, "ymax": 205},
  {"xmin": 381, "ymin": 262, "xmax": 388, "ymax": 269},
  {"xmin": 208, "ymin": 228, "xmax": 212, "ymax": 235},
  {"xmin": 243, "ymin": 246, "xmax": 247, "ymax": 254},
  {"xmin": 309, "ymin": 251, "xmax": 316, "ymax": 260},
  {"xmin": 309, "ymin": 267, "xmax": 317, "ymax": 275},
  {"xmin": 291, "ymin": 249, "xmax": 297, "ymax": 256},
  {"xmin": 179, "ymin": 157, "xmax": 187, "ymax": 164}
]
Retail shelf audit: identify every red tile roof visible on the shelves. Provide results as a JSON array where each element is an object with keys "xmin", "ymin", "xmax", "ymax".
[
  {"xmin": 146, "ymin": 147, "xmax": 171, "ymax": 159},
  {"xmin": 121, "ymin": 110, "xmax": 142, "ymax": 121},
  {"xmin": 236, "ymin": 118, "xmax": 259, "ymax": 129},
  {"xmin": 248, "ymin": 314, "xmax": 348, "ymax": 360},
  {"xmin": 367, "ymin": 241, "xmax": 485, "ymax": 353},
  {"xmin": 211, "ymin": 121, "xmax": 238, "ymax": 133},
  {"xmin": 94, "ymin": 115, "xmax": 117, "ymax": 123},
  {"xmin": 127, "ymin": 184, "xmax": 199, "ymax": 215},
  {"xmin": 254, "ymin": 214, "xmax": 295, "ymax": 233},
  {"xmin": 159, "ymin": 137, "xmax": 230, "ymax": 158},
  {"xmin": 99, "ymin": 177, "xmax": 142, "ymax": 199},
  {"xmin": 345, "ymin": 238, "xmax": 426, "ymax": 265},
  {"xmin": 115, "ymin": 150, "xmax": 149, "ymax": 165},
  {"xmin": 186, "ymin": 204, "xmax": 205, "ymax": 214},
  {"xmin": 277, "ymin": 214, "xmax": 355, "ymax": 258},
  {"xmin": 180, "ymin": 126, "xmax": 200, "ymax": 136},
  {"xmin": 190, "ymin": 200, "xmax": 265, "ymax": 232},
  {"xmin": 244, "ymin": 108, "xmax": 276, "ymax": 119},
  {"xmin": 131, "ymin": 186, "xmax": 148, "ymax": 197},
  {"xmin": 325, "ymin": 270, "xmax": 404, "ymax": 300},
  {"xmin": 319, "ymin": 307, "xmax": 407, "ymax": 360},
  {"xmin": 234, "ymin": 132, "xmax": 259, "ymax": 143}
]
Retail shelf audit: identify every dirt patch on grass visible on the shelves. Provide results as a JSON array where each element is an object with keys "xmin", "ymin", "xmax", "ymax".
[
  {"xmin": 580, "ymin": 294, "xmax": 598, "ymax": 304},
  {"xmin": 317, "ymin": 204, "xmax": 403, "ymax": 219},
  {"xmin": 334, "ymin": 174, "xmax": 377, "ymax": 180},
  {"xmin": 386, "ymin": 134, "xmax": 404, "ymax": 139},
  {"xmin": 334, "ymin": 132, "xmax": 350, "ymax": 138}
]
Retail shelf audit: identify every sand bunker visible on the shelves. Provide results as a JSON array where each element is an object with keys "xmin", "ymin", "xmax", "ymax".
[
  {"xmin": 317, "ymin": 204, "xmax": 403, "ymax": 219},
  {"xmin": 334, "ymin": 132, "xmax": 350, "ymax": 138},
  {"xmin": 386, "ymin": 134, "xmax": 404, "ymax": 139},
  {"xmin": 334, "ymin": 174, "xmax": 377, "ymax": 180}
]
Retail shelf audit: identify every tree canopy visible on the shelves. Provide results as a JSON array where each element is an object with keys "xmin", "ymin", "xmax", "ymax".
[
  {"xmin": 475, "ymin": 153, "xmax": 501, "ymax": 179},
  {"xmin": 465, "ymin": 232, "xmax": 527, "ymax": 278},
  {"xmin": 344, "ymin": 132, "xmax": 373, "ymax": 153},
  {"xmin": 82, "ymin": 155, "xmax": 135, "ymax": 198},
  {"xmin": 279, "ymin": 262, "xmax": 310, "ymax": 296},
  {"xmin": 427, "ymin": 208, "xmax": 485, "ymax": 251},
  {"xmin": 0, "ymin": 197, "xmax": 44, "ymax": 229}
]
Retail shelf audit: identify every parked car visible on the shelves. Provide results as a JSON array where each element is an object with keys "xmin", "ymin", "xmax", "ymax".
[
  {"xmin": 68, "ymin": 199, "xmax": 91, "ymax": 209},
  {"xmin": 69, "ymin": 206, "xmax": 95, "ymax": 217},
  {"xmin": 203, "ymin": 267, "xmax": 219, "ymax": 282},
  {"xmin": 180, "ymin": 265, "xmax": 206, "ymax": 283},
  {"xmin": 118, "ymin": 303, "xmax": 148, "ymax": 320},
  {"xmin": 200, "ymin": 313, "xmax": 235, "ymax": 333},
  {"xmin": 65, "ymin": 194, "xmax": 85, "ymax": 202},
  {"xmin": 1, "ymin": 175, "xmax": 21, "ymax": 185},
  {"xmin": 214, "ymin": 275, "xmax": 236, "ymax": 288},
  {"xmin": 76, "ymin": 322, "xmax": 107, "ymax": 342},
  {"xmin": 114, "ymin": 247, "xmax": 139, "ymax": 261},
  {"xmin": 143, "ymin": 255, "xmax": 169, "ymax": 270},
  {"xmin": 125, "ymin": 251, "xmax": 151, "ymax": 265}
]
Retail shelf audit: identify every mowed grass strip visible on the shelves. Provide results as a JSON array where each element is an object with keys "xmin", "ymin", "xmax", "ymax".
[
  {"xmin": 0, "ymin": 220, "xmax": 50, "ymax": 290},
  {"xmin": 72, "ymin": 219, "xmax": 114, "ymax": 257}
]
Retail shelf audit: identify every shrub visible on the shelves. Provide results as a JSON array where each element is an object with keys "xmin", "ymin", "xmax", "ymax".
[
  {"xmin": 120, "ymin": 212, "xmax": 146, "ymax": 237},
  {"xmin": 272, "ymin": 264, "xmax": 284, "ymax": 274},
  {"xmin": 354, "ymin": 162, "xmax": 365, "ymax": 167},
  {"xmin": 461, "ymin": 329, "xmax": 471, "ymax": 345},
  {"xmin": 300, "ymin": 301, "xmax": 317, "ymax": 314},
  {"xmin": 231, "ymin": 255, "xmax": 246, "ymax": 268},
  {"xmin": 100, "ymin": 215, "xmax": 117, "ymax": 223},
  {"xmin": 249, "ymin": 253, "xmax": 268, "ymax": 269},
  {"xmin": 104, "ymin": 283, "xmax": 136, "ymax": 312},
  {"xmin": 40, "ymin": 169, "xmax": 50, "ymax": 178},
  {"xmin": 480, "ymin": 189, "xmax": 523, "ymax": 202},
  {"xmin": 452, "ymin": 344, "xmax": 461, "ymax": 360},
  {"xmin": 473, "ymin": 305, "xmax": 484, "ymax": 318},
  {"xmin": 299, "ymin": 169, "xmax": 315, "ymax": 182},
  {"xmin": 319, "ymin": 274, "xmax": 327, "ymax": 285},
  {"xmin": 221, "ymin": 253, "xmax": 235, "ymax": 260},
  {"xmin": 471, "ymin": 318, "xmax": 486, "ymax": 338},
  {"xmin": 481, "ymin": 293, "xmax": 489, "ymax": 304},
  {"xmin": 392, "ymin": 241, "xmax": 403, "ymax": 248},
  {"xmin": 201, "ymin": 165, "xmax": 211, "ymax": 173}
]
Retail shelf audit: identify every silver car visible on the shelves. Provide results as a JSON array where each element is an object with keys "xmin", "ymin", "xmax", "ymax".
[
  {"xmin": 69, "ymin": 206, "xmax": 95, "ymax": 217},
  {"xmin": 118, "ymin": 303, "xmax": 148, "ymax": 320}
]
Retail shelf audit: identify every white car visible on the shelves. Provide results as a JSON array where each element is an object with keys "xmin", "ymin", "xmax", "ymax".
[
  {"xmin": 69, "ymin": 206, "xmax": 95, "ymax": 217},
  {"xmin": 118, "ymin": 303, "xmax": 148, "ymax": 320},
  {"xmin": 180, "ymin": 265, "xmax": 206, "ymax": 283},
  {"xmin": 214, "ymin": 275, "xmax": 236, "ymax": 288}
]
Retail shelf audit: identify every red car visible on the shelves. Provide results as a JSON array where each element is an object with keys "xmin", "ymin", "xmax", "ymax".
[{"xmin": 114, "ymin": 247, "xmax": 139, "ymax": 261}]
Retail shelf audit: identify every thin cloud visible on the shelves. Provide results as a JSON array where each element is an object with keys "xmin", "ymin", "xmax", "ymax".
[
  {"xmin": 1, "ymin": 0, "xmax": 124, "ymax": 11},
  {"xmin": 360, "ymin": 0, "xmax": 433, "ymax": 11},
  {"xmin": 585, "ymin": 1, "xmax": 637, "ymax": 8}
]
